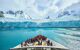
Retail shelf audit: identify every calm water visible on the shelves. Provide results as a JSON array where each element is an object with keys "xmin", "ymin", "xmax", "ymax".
[{"xmin": 0, "ymin": 28, "xmax": 80, "ymax": 50}]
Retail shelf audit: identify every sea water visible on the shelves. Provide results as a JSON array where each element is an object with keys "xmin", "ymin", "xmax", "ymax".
[{"xmin": 0, "ymin": 28, "xmax": 80, "ymax": 50}]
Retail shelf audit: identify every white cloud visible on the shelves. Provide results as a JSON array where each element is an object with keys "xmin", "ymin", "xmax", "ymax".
[
  {"xmin": 0, "ymin": 0, "xmax": 80, "ymax": 19},
  {"xmin": 58, "ymin": 0, "xmax": 80, "ymax": 11}
]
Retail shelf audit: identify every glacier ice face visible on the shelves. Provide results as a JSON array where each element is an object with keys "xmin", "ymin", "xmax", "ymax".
[{"xmin": 0, "ymin": 20, "xmax": 80, "ymax": 30}]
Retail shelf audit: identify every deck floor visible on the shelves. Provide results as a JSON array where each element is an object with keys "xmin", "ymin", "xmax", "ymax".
[{"xmin": 11, "ymin": 48, "xmax": 68, "ymax": 50}]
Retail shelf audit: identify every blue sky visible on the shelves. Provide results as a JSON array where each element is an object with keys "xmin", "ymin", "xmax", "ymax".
[{"xmin": 0, "ymin": 0, "xmax": 80, "ymax": 19}]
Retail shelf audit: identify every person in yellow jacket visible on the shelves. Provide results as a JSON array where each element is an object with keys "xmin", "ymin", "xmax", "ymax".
[{"xmin": 34, "ymin": 38, "xmax": 47, "ymax": 46}]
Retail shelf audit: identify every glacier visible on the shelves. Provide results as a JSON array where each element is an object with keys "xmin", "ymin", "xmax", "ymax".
[{"xmin": 0, "ymin": 0, "xmax": 80, "ymax": 50}]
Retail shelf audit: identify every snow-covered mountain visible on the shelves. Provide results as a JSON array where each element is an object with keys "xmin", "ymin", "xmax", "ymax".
[
  {"xmin": 55, "ymin": 2, "xmax": 80, "ymax": 21},
  {"xmin": 58, "ymin": 2, "xmax": 80, "ymax": 17},
  {"xmin": 0, "ymin": 0, "xmax": 80, "ymax": 19}
]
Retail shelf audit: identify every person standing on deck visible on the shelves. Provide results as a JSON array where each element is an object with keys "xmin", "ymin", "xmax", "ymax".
[{"xmin": 37, "ymin": 38, "xmax": 43, "ymax": 45}]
